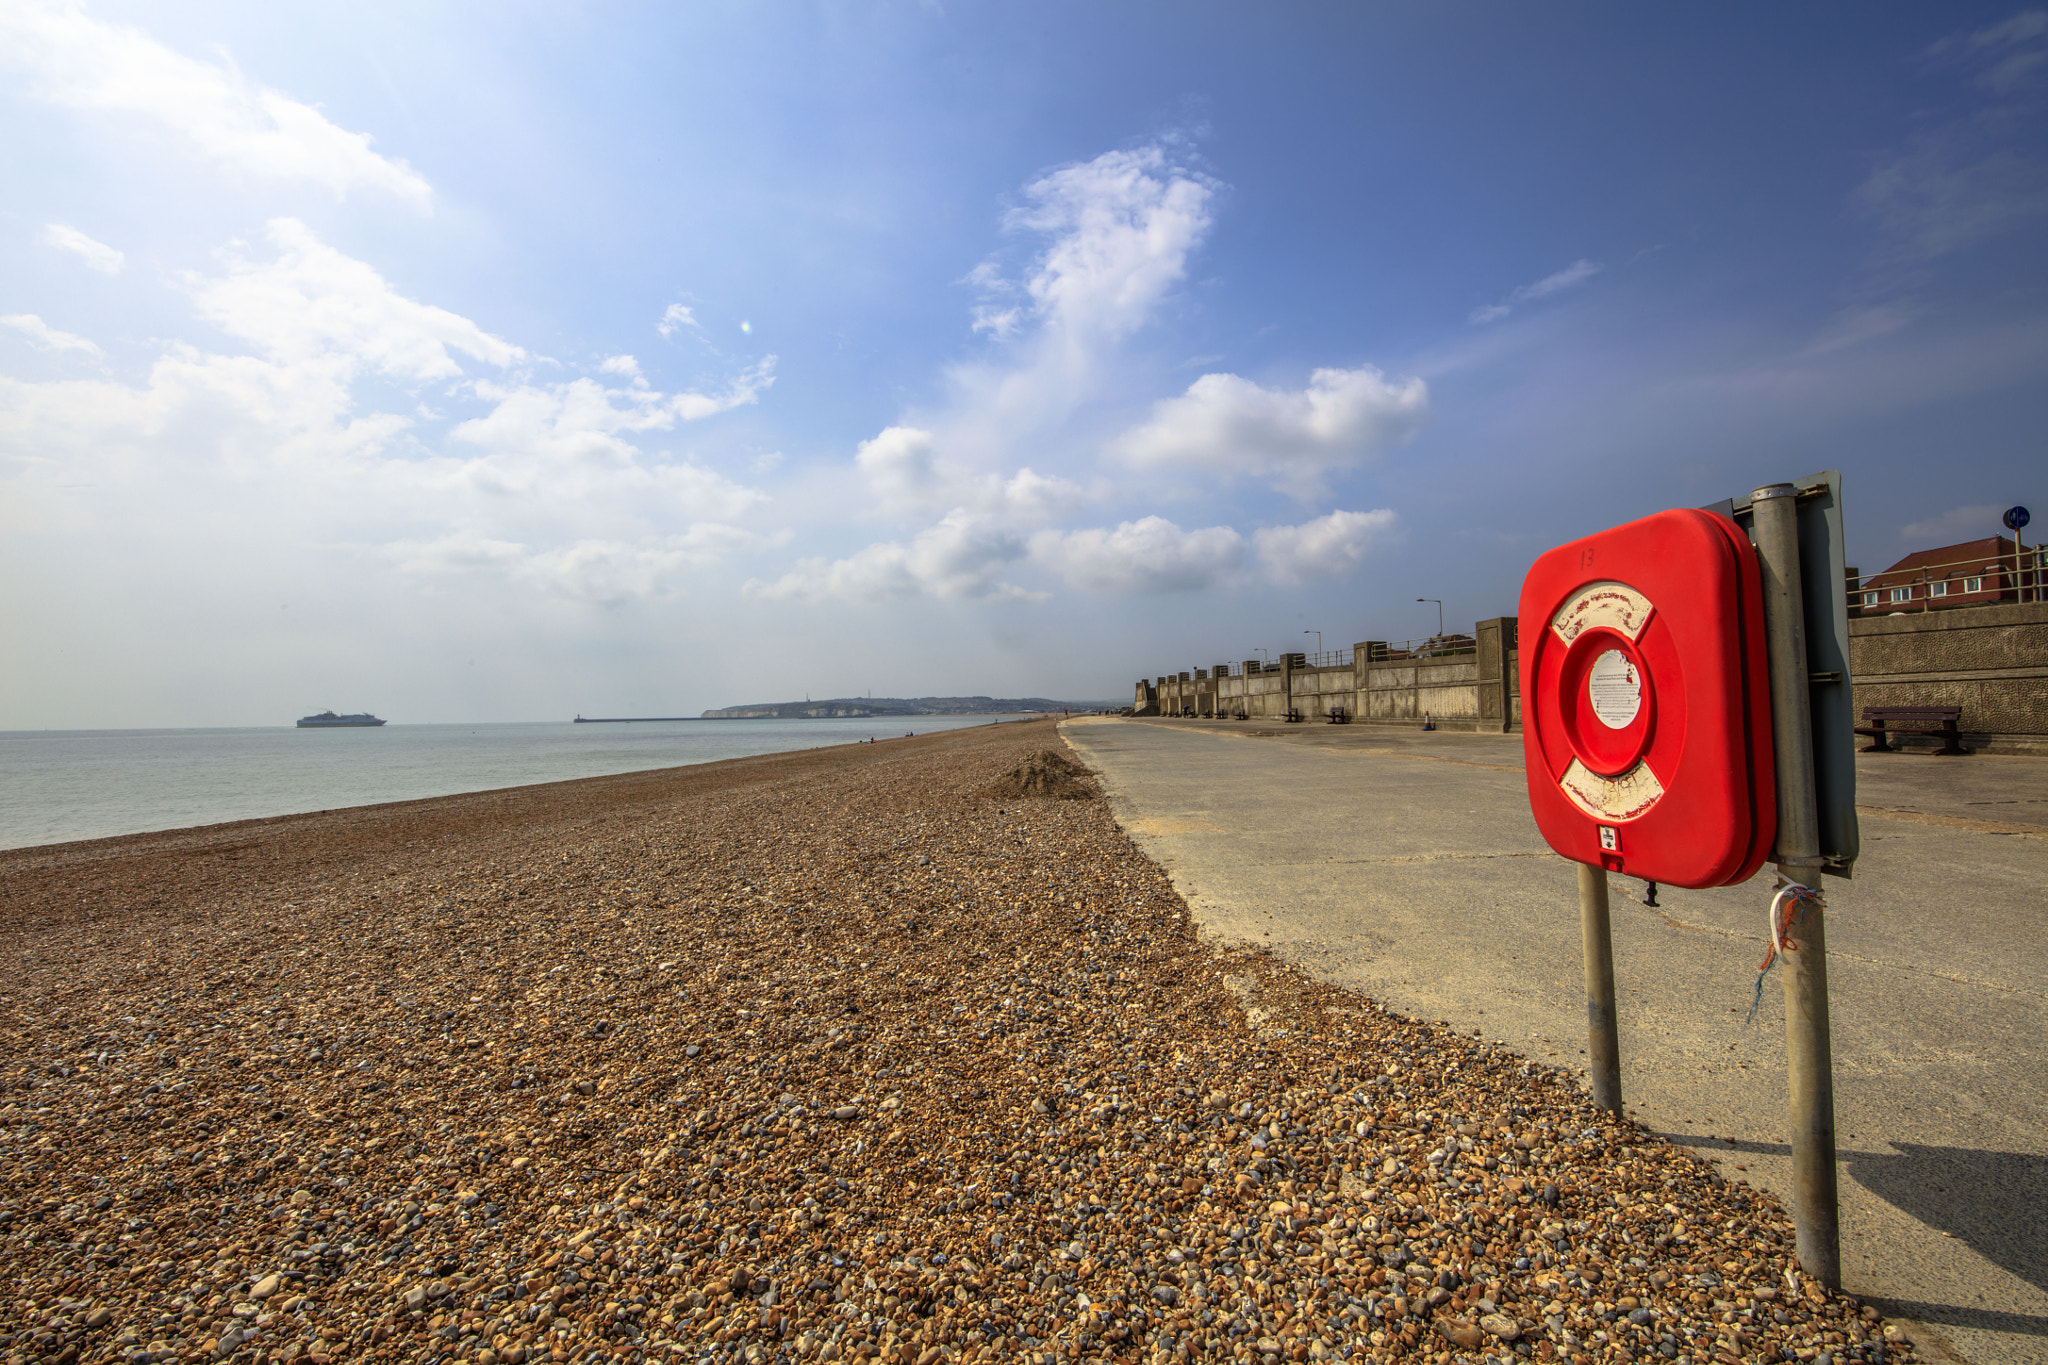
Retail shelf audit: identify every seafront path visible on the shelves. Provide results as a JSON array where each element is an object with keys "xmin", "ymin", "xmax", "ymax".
[{"xmin": 1061, "ymin": 717, "xmax": 2048, "ymax": 1365}]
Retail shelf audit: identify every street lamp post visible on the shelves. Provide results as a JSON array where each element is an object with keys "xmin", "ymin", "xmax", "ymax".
[
  {"xmin": 1417, "ymin": 598, "xmax": 1444, "ymax": 639},
  {"xmin": 2007, "ymin": 506, "xmax": 2033, "ymax": 604},
  {"xmin": 1305, "ymin": 629, "xmax": 1322, "ymax": 655}
]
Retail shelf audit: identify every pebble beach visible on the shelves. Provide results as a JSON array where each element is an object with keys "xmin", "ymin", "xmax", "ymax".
[{"xmin": 0, "ymin": 718, "xmax": 1907, "ymax": 1365}]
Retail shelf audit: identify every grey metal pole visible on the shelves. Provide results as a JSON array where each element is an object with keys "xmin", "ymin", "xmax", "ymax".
[
  {"xmin": 1750, "ymin": 482, "xmax": 1843, "ymax": 1288},
  {"xmin": 1577, "ymin": 862, "xmax": 1622, "ymax": 1114}
]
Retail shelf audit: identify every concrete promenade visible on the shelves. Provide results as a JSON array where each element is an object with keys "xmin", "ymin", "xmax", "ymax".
[{"xmin": 1062, "ymin": 716, "xmax": 2048, "ymax": 1365}]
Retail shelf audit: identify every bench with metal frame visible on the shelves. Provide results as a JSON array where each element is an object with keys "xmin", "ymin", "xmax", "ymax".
[{"xmin": 1854, "ymin": 705, "xmax": 1966, "ymax": 756}]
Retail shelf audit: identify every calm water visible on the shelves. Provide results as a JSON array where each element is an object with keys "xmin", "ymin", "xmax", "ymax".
[{"xmin": 0, "ymin": 716, "xmax": 1035, "ymax": 851}]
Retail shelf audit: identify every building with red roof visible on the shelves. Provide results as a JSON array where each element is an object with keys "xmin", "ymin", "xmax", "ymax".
[{"xmin": 1854, "ymin": 535, "xmax": 2043, "ymax": 615}]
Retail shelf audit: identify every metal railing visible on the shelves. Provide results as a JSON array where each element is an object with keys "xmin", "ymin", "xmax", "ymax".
[
  {"xmin": 1364, "ymin": 635, "xmax": 1478, "ymax": 661},
  {"xmin": 1164, "ymin": 636, "xmax": 1480, "ymax": 681},
  {"xmin": 1850, "ymin": 547, "xmax": 2044, "ymax": 607},
  {"xmin": 1191, "ymin": 661, "xmax": 1281, "ymax": 678}
]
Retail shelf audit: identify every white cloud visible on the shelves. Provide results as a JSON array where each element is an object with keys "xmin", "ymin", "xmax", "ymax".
[
  {"xmin": 745, "ymin": 543, "xmax": 917, "ymax": 603},
  {"xmin": 1010, "ymin": 146, "xmax": 1217, "ymax": 342},
  {"xmin": 1953, "ymin": 9, "xmax": 2048, "ymax": 51},
  {"xmin": 954, "ymin": 144, "xmax": 1218, "ymax": 432},
  {"xmin": 970, "ymin": 304, "xmax": 1022, "ymax": 339},
  {"xmin": 960, "ymin": 260, "xmax": 1005, "ymax": 291},
  {"xmin": 741, "ymin": 141, "xmax": 1415, "ymax": 609},
  {"xmin": 961, "ymin": 262, "xmax": 1020, "ymax": 337},
  {"xmin": 854, "ymin": 425, "xmax": 941, "ymax": 511},
  {"xmin": 1252, "ymin": 508, "xmax": 1397, "ymax": 585},
  {"xmin": 0, "ymin": 222, "xmax": 769, "ymax": 519},
  {"xmin": 1030, "ymin": 516, "xmax": 1243, "ymax": 594},
  {"xmin": 744, "ymin": 510, "xmax": 1032, "ymax": 603},
  {"xmin": 1858, "ymin": 132, "xmax": 2048, "ymax": 263},
  {"xmin": 657, "ymin": 303, "xmax": 701, "ymax": 339},
  {"xmin": 188, "ymin": 218, "xmax": 523, "ymax": 382},
  {"xmin": 852, "ymin": 423, "xmax": 1085, "ymax": 523},
  {"xmin": 0, "ymin": 0, "xmax": 430, "ymax": 205},
  {"xmin": 1934, "ymin": 10, "xmax": 2048, "ymax": 93},
  {"xmin": 1899, "ymin": 504, "xmax": 2015, "ymax": 545},
  {"xmin": 1799, "ymin": 306, "xmax": 1914, "ymax": 357},
  {"xmin": 381, "ymin": 528, "xmax": 527, "ymax": 575},
  {"xmin": 520, "ymin": 532, "xmax": 744, "ymax": 603},
  {"xmin": 468, "ymin": 359, "xmax": 776, "ymax": 451},
  {"xmin": 1, "ymin": 313, "xmax": 103, "ymax": 356},
  {"xmin": 743, "ymin": 144, "xmax": 1221, "ymax": 608},
  {"xmin": 1470, "ymin": 259, "xmax": 1602, "ymax": 324},
  {"xmin": 1110, "ymin": 363, "xmax": 1428, "ymax": 498},
  {"xmin": 1000, "ymin": 467, "xmax": 1087, "ymax": 522},
  {"xmin": 387, "ymin": 525, "xmax": 758, "ymax": 604},
  {"xmin": 898, "ymin": 512, "xmax": 1034, "ymax": 598},
  {"xmin": 775, "ymin": 505, "xmax": 1399, "ymax": 602},
  {"xmin": 670, "ymin": 357, "xmax": 775, "ymax": 420},
  {"xmin": 447, "ymin": 379, "xmax": 770, "ymax": 510},
  {"xmin": 41, "ymin": 222, "xmax": 123, "ymax": 273},
  {"xmin": 0, "ymin": 222, "xmax": 774, "ymax": 613}
]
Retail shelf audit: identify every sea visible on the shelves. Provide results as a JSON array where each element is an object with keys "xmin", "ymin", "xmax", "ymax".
[{"xmin": 0, "ymin": 715, "xmax": 1040, "ymax": 852}]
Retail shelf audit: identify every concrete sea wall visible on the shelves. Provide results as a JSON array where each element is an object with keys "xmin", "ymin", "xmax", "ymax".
[
  {"xmin": 1135, "ymin": 605, "xmax": 2047, "ymax": 749},
  {"xmin": 1848, "ymin": 600, "xmax": 2048, "ymax": 745},
  {"xmin": 1134, "ymin": 618, "xmax": 1522, "ymax": 733}
]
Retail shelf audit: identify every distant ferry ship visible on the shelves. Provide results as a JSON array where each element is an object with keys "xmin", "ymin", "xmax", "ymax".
[{"xmin": 296, "ymin": 711, "xmax": 386, "ymax": 728}]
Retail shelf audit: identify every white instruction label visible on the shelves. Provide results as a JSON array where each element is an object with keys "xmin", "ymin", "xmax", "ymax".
[{"xmin": 1587, "ymin": 650, "xmax": 1642, "ymax": 730}]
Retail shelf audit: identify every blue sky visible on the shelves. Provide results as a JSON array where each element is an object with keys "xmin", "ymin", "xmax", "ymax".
[{"xmin": 3, "ymin": 2, "xmax": 2044, "ymax": 726}]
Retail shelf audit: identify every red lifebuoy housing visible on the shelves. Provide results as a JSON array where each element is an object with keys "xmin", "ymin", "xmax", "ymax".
[{"xmin": 1519, "ymin": 508, "xmax": 1776, "ymax": 888}]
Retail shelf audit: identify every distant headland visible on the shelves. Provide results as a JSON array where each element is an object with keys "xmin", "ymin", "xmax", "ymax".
[{"xmin": 699, "ymin": 695, "xmax": 1117, "ymax": 719}]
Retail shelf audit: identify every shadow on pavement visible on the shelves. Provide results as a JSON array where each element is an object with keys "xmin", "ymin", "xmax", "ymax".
[
  {"xmin": 1860, "ymin": 1298, "xmax": 2048, "ymax": 1345},
  {"xmin": 1655, "ymin": 1132, "xmax": 2048, "ymax": 1342},
  {"xmin": 1848, "ymin": 1143, "xmax": 2048, "ymax": 1297}
]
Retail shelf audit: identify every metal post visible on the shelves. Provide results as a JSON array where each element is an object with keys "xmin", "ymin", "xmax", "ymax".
[
  {"xmin": 1751, "ymin": 482, "xmax": 1843, "ymax": 1288},
  {"xmin": 1578, "ymin": 862, "xmax": 1622, "ymax": 1114}
]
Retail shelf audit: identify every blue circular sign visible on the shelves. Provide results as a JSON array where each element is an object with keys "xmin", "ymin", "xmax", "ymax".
[{"xmin": 2006, "ymin": 506, "xmax": 2031, "ymax": 532}]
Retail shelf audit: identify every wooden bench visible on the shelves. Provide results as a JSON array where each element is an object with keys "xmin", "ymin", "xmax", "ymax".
[
  {"xmin": 1855, "ymin": 706, "xmax": 1966, "ymax": 756},
  {"xmin": 1232, "ymin": 707, "xmax": 1249, "ymax": 721},
  {"xmin": 1326, "ymin": 706, "xmax": 1350, "ymax": 724},
  {"xmin": 1283, "ymin": 708, "xmax": 1304, "ymax": 723}
]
